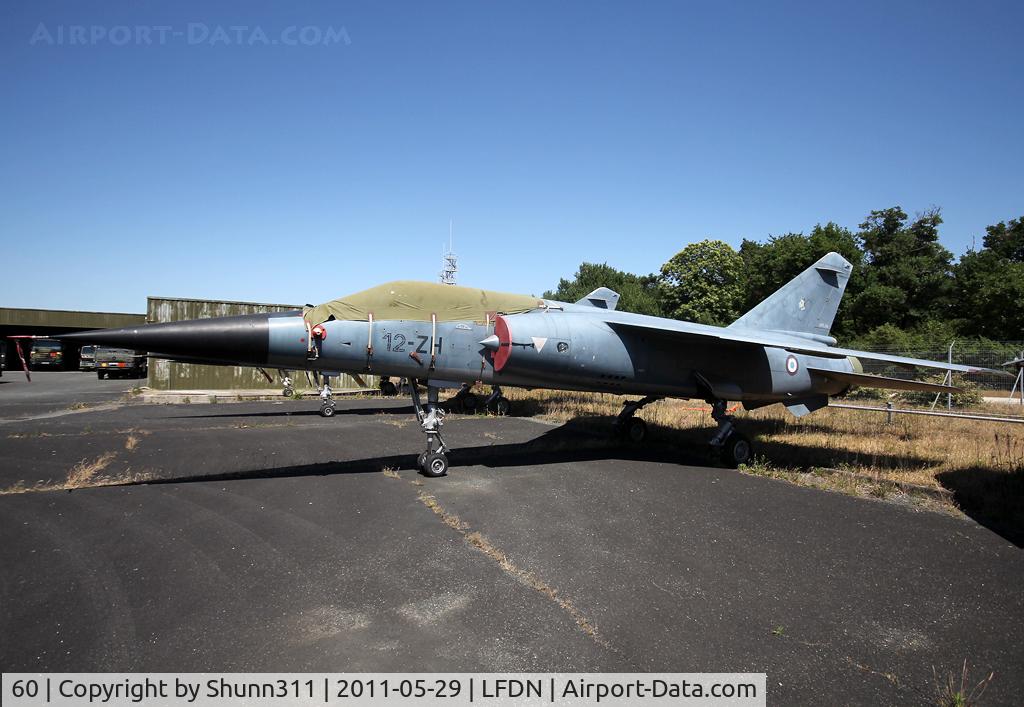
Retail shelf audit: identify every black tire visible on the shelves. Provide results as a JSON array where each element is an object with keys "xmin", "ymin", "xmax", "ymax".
[
  {"xmin": 380, "ymin": 381, "xmax": 398, "ymax": 397},
  {"xmin": 489, "ymin": 396, "xmax": 511, "ymax": 416},
  {"xmin": 422, "ymin": 452, "xmax": 449, "ymax": 478},
  {"xmin": 282, "ymin": 387, "xmax": 294, "ymax": 397},
  {"xmin": 462, "ymin": 392, "xmax": 479, "ymax": 412},
  {"xmin": 723, "ymin": 433, "xmax": 752, "ymax": 468},
  {"xmin": 624, "ymin": 417, "xmax": 647, "ymax": 443},
  {"xmin": 417, "ymin": 451, "xmax": 428, "ymax": 470},
  {"xmin": 320, "ymin": 404, "xmax": 335, "ymax": 418}
]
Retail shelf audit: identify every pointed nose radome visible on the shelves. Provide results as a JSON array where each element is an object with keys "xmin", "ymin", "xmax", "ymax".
[
  {"xmin": 479, "ymin": 334, "xmax": 500, "ymax": 351},
  {"xmin": 58, "ymin": 313, "xmax": 274, "ymax": 367}
]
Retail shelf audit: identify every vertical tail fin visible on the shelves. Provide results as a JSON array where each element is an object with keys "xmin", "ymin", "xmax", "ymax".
[{"xmin": 730, "ymin": 252, "xmax": 852, "ymax": 339}]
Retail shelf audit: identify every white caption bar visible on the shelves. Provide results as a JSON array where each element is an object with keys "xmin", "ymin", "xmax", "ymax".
[{"xmin": 2, "ymin": 673, "xmax": 766, "ymax": 706}]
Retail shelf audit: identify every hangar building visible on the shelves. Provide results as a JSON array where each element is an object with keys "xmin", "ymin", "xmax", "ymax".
[
  {"xmin": 2, "ymin": 300, "xmax": 372, "ymax": 393},
  {"xmin": 0, "ymin": 307, "xmax": 146, "ymax": 370}
]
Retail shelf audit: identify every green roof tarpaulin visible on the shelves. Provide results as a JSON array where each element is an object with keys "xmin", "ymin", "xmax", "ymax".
[{"xmin": 304, "ymin": 281, "xmax": 545, "ymax": 325}]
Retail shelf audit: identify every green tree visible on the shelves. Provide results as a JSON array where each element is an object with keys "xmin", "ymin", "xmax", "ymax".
[
  {"xmin": 543, "ymin": 262, "xmax": 662, "ymax": 315},
  {"xmin": 850, "ymin": 206, "xmax": 955, "ymax": 332},
  {"xmin": 981, "ymin": 216, "xmax": 1024, "ymax": 262},
  {"xmin": 954, "ymin": 216, "xmax": 1024, "ymax": 338},
  {"xmin": 659, "ymin": 240, "xmax": 745, "ymax": 325},
  {"xmin": 739, "ymin": 222, "xmax": 864, "ymax": 336}
]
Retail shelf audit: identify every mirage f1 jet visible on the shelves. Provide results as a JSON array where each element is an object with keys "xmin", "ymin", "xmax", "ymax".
[{"xmin": 61, "ymin": 252, "xmax": 993, "ymax": 476}]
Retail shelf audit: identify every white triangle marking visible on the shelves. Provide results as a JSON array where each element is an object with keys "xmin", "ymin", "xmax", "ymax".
[{"xmin": 531, "ymin": 337, "xmax": 548, "ymax": 353}]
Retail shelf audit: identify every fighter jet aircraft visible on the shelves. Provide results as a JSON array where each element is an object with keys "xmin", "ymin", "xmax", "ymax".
[{"xmin": 60, "ymin": 252, "xmax": 994, "ymax": 476}]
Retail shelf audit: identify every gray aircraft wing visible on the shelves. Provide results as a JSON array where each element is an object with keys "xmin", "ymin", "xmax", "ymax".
[
  {"xmin": 604, "ymin": 320, "xmax": 1003, "ymax": 375},
  {"xmin": 807, "ymin": 367, "xmax": 960, "ymax": 393}
]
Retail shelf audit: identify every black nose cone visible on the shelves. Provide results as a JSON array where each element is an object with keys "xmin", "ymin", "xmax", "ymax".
[{"xmin": 59, "ymin": 313, "xmax": 271, "ymax": 366}]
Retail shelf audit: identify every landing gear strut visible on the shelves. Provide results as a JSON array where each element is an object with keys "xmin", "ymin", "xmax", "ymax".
[
  {"xmin": 483, "ymin": 386, "xmax": 511, "ymax": 416},
  {"xmin": 379, "ymin": 377, "xmax": 398, "ymax": 397},
  {"xmin": 442, "ymin": 383, "xmax": 479, "ymax": 414},
  {"xmin": 709, "ymin": 400, "xmax": 751, "ymax": 467},
  {"xmin": 614, "ymin": 395, "xmax": 661, "ymax": 443},
  {"xmin": 318, "ymin": 375, "xmax": 335, "ymax": 417},
  {"xmin": 411, "ymin": 380, "xmax": 449, "ymax": 477},
  {"xmin": 280, "ymin": 370, "xmax": 294, "ymax": 398}
]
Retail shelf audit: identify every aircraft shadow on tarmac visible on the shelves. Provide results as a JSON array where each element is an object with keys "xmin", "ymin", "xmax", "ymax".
[
  {"xmin": 166, "ymin": 403, "xmax": 416, "ymax": 419},
  {"xmin": 128, "ymin": 415, "xmax": 936, "ymax": 484},
  {"xmin": 105, "ymin": 405, "xmax": 1024, "ymax": 546},
  {"xmin": 937, "ymin": 466, "xmax": 1024, "ymax": 547}
]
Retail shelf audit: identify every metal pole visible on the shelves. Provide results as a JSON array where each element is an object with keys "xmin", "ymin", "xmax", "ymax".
[
  {"xmin": 947, "ymin": 341, "xmax": 954, "ymax": 411},
  {"xmin": 830, "ymin": 403, "xmax": 1024, "ymax": 424},
  {"xmin": 1018, "ymin": 365, "xmax": 1024, "ymax": 406},
  {"xmin": 886, "ymin": 400, "xmax": 893, "ymax": 424}
]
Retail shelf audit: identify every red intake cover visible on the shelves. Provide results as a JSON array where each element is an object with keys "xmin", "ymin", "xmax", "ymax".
[{"xmin": 493, "ymin": 315, "xmax": 512, "ymax": 372}]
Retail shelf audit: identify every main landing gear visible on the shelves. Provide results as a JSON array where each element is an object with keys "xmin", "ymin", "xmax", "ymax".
[
  {"xmin": 440, "ymin": 385, "xmax": 511, "ymax": 416},
  {"xmin": 614, "ymin": 395, "xmax": 661, "ymax": 443},
  {"xmin": 379, "ymin": 377, "xmax": 399, "ymax": 397},
  {"xmin": 442, "ymin": 383, "xmax": 480, "ymax": 414},
  {"xmin": 709, "ymin": 400, "xmax": 752, "ymax": 468},
  {"xmin": 483, "ymin": 386, "xmax": 512, "ymax": 416},
  {"xmin": 410, "ymin": 380, "xmax": 449, "ymax": 477}
]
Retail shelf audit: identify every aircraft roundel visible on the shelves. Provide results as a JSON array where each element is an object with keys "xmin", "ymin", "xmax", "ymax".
[{"xmin": 785, "ymin": 354, "xmax": 799, "ymax": 375}]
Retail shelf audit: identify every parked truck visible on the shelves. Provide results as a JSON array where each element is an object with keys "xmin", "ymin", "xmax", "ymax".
[
  {"xmin": 30, "ymin": 339, "xmax": 65, "ymax": 370},
  {"xmin": 95, "ymin": 347, "xmax": 148, "ymax": 379},
  {"xmin": 79, "ymin": 345, "xmax": 97, "ymax": 371}
]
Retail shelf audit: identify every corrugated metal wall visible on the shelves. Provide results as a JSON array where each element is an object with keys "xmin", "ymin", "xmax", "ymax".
[
  {"xmin": 147, "ymin": 296, "xmax": 375, "ymax": 392},
  {"xmin": 0, "ymin": 308, "xmax": 145, "ymax": 329}
]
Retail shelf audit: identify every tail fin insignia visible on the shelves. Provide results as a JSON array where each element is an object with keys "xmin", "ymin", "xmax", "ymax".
[{"xmin": 730, "ymin": 252, "xmax": 852, "ymax": 338}]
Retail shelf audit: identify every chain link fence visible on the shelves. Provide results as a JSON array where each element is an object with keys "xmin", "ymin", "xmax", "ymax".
[{"xmin": 846, "ymin": 341, "xmax": 1024, "ymax": 408}]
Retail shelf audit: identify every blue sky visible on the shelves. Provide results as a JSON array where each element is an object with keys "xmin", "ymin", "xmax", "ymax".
[{"xmin": 1, "ymin": 1, "xmax": 1021, "ymax": 312}]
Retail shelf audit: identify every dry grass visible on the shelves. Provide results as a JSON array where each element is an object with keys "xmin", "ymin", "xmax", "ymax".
[
  {"xmin": 932, "ymin": 660, "xmax": 995, "ymax": 707},
  {"xmin": 501, "ymin": 389, "xmax": 1024, "ymax": 486},
  {"xmin": 381, "ymin": 467, "xmax": 401, "ymax": 479},
  {"xmin": 66, "ymin": 452, "xmax": 118, "ymax": 487},
  {"xmin": 0, "ymin": 453, "xmax": 157, "ymax": 495}
]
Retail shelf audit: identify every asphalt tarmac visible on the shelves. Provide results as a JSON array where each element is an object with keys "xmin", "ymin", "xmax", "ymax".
[{"xmin": 1, "ymin": 374, "xmax": 1022, "ymax": 704}]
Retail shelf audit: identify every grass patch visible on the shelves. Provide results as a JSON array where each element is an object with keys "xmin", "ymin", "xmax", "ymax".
[
  {"xmin": 0, "ymin": 453, "xmax": 157, "ymax": 495},
  {"xmin": 67, "ymin": 452, "xmax": 117, "ymax": 487},
  {"xmin": 932, "ymin": 660, "xmax": 995, "ymax": 707},
  {"xmin": 124, "ymin": 431, "xmax": 141, "ymax": 450}
]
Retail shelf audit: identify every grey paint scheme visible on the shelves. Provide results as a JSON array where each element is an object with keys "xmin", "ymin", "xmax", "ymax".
[
  {"xmin": 66, "ymin": 252, "xmax": 994, "ymax": 417},
  {"xmin": 266, "ymin": 307, "xmax": 850, "ymax": 413}
]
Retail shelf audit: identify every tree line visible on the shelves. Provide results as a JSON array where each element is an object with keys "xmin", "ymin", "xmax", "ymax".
[{"xmin": 543, "ymin": 207, "xmax": 1024, "ymax": 352}]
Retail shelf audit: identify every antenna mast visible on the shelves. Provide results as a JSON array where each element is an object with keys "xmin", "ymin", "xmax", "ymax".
[{"xmin": 440, "ymin": 219, "xmax": 458, "ymax": 285}]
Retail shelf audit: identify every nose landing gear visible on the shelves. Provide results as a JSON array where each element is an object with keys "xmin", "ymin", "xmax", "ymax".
[
  {"xmin": 318, "ymin": 375, "xmax": 335, "ymax": 417},
  {"xmin": 410, "ymin": 380, "xmax": 449, "ymax": 477}
]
